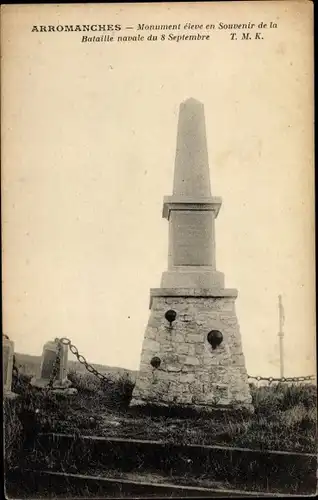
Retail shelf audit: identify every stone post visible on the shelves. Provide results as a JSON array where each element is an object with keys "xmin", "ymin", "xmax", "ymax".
[
  {"xmin": 3, "ymin": 336, "xmax": 18, "ymax": 398},
  {"xmin": 31, "ymin": 338, "xmax": 71, "ymax": 389}
]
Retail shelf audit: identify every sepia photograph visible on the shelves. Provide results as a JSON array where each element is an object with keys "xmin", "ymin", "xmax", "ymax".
[{"xmin": 1, "ymin": 1, "xmax": 316, "ymax": 497}]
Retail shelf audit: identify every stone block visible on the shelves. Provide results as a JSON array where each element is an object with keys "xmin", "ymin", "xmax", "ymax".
[
  {"xmin": 162, "ymin": 345, "xmax": 175, "ymax": 353},
  {"xmin": 153, "ymin": 379, "xmax": 170, "ymax": 394},
  {"xmin": 180, "ymin": 313, "xmax": 192, "ymax": 322},
  {"xmin": 180, "ymin": 373, "xmax": 196, "ymax": 384},
  {"xmin": 232, "ymin": 354, "xmax": 245, "ymax": 366},
  {"xmin": 196, "ymin": 314, "xmax": 218, "ymax": 325},
  {"xmin": 187, "ymin": 344, "xmax": 196, "ymax": 356},
  {"xmin": 200, "ymin": 372, "xmax": 211, "ymax": 383},
  {"xmin": 188, "ymin": 381, "xmax": 203, "ymax": 394},
  {"xmin": 181, "ymin": 364, "xmax": 196, "ymax": 373},
  {"xmin": 211, "ymin": 384, "xmax": 229, "ymax": 400},
  {"xmin": 174, "ymin": 333, "xmax": 185, "ymax": 343},
  {"xmin": 205, "ymin": 391, "xmax": 217, "ymax": 404},
  {"xmin": 219, "ymin": 314, "xmax": 238, "ymax": 328},
  {"xmin": 31, "ymin": 339, "xmax": 69, "ymax": 389},
  {"xmin": 186, "ymin": 334, "xmax": 202, "ymax": 343},
  {"xmin": 142, "ymin": 338, "xmax": 160, "ymax": 352},
  {"xmin": 145, "ymin": 327, "xmax": 158, "ymax": 340},
  {"xmin": 139, "ymin": 361, "xmax": 152, "ymax": 372},
  {"xmin": 194, "ymin": 344, "xmax": 205, "ymax": 356},
  {"xmin": 180, "ymin": 393, "xmax": 194, "ymax": 404},
  {"xmin": 175, "ymin": 343, "xmax": 190, "ymax": 355},
  {"xmin": 185, "ymin": 356, "xmax": 200, "ymax": 366},
  {"xmin": 3, "ymin": 337, "xmax": 17, "ymax": 397},
  {"xmin": 169, "ymin": 381, "xmax": 183, "ymax": 394},
  {"xmin": 164, "ymin": 298, "xmax": 176, "ymax": 305},
  {"xmin": 203, "ymin": 353, "xmax": 220, "ymax": 366},
  {"xmin": 181, "ymin": 383, "xmax": 190, "ymax": 394},
  {"xmin": 166, "ymin": 364, "xmax": 182, "ymax": 372}
]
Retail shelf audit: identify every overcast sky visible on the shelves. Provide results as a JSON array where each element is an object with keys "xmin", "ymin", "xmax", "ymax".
[{"xmin": 2, "ymin": 2, "xmax": 315, "ymax": 377}]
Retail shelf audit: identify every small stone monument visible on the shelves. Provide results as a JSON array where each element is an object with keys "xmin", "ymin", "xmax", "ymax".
[
  {"xmin": 131, "ymin": 98, "xmax": 253, "ymax": 412},
  {"xmin": 31, "ymin": 338, "xmax": 71, "ymax": 390},
  {"xmin": 3, "ymin": 335, "xmax": 18, "ymax": 398}
]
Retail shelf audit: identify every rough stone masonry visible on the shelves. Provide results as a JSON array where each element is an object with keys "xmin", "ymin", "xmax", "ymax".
[{"xmin": 130, "ymin": 98, "xmax": 253, "ymax": 411}]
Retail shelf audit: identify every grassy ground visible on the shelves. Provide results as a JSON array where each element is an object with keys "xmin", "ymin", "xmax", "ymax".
[
  {"xmin": 5, "ymin": 370, "xmax": 317, "ymax": 456},
  {"xmin": 4, "ymin": 371, "xmax": 317, "ymax": 498}
]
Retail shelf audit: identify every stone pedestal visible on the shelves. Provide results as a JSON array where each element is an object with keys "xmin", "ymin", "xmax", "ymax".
[
  {"xmin": 130, "ymin": 288, "xmax": 253, "ymax": 411},
  {"xmin": 31, "ymin": 339, "xmax": 71, "ymax": 389},
  {"xmin": 3, "ymin": 337, "xmax": 18, "ymax": 399}
]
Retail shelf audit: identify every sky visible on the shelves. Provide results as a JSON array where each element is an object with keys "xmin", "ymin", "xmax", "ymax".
[{"xmin": 2, "ymin": 2, "xmax": 315, "ymax": 377}]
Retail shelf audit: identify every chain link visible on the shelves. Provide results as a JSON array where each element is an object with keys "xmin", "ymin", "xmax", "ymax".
[
  {"xmin": 47, "ymin": 339, "xmax": 62, "ymax": 389},
  {"xmin": 59, "ymin": 337, "xmax": 112, "ymax": 383},
  {"xmin": 248, "ymin": 374, "xmax": 315, "ymax": 385}
]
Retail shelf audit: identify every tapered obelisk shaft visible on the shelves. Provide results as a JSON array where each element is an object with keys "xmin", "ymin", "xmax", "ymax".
[
  {"xmin": 161, "ymin": 98, "xmax": 224, "ymax": 289},
  {"xmin": 173, "ymin": 99, "xmax": 211, "ymax": 197}
]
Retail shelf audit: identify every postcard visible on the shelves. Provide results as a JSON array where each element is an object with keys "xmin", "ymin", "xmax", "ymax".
[{"xmin": 1, "ymin": 1, "xmax": 316, "ymax": 497}]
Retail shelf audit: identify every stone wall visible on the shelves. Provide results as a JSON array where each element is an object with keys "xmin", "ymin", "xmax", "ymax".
[{"xmin": 131, "ymin": 294, "xmax": 252, "ymax": 411}]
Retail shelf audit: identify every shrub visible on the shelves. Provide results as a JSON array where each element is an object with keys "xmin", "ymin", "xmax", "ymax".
[
  {"xmin": 4, "ymin": 370, "xmax": 45, "ymax": 472},
  {"xmin": 11, "ymin": 371, "xmax": 33, "ymax": 395},
  {"xmin": 3, "ymin": 397, "xmax": 23, "ymax": 472},
  {"xmin": 115, "ymin": 372, "xmax": 135, "ymax": 407},
  {"xmin": 67, "ymin": 370, "xmax": 104, "ymax": 393},
  {"xmin": 251, "ymin": 383, "xmax": 317, "ymax": 415},
  {"xmin": 67, "ymin": 369, "xmax": 135, "ymax": 408},
  {"xmin": 279, "ymin": 384, "xmax": 317, "ymax": 410}
]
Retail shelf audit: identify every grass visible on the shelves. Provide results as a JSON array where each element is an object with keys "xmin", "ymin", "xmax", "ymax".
[
  {"xmin": 3, "ymin": 397, "xmax": 24, "ymax": 472},
  {"xmin": 5, "ymin": 371, "xmax": 317, "ymax": 453},
  {"xmin": 4, "ymin": 371, "xmax": 317, "ymax": 497},
  {"xmin": 230, "ymin": 383, "xmax": 317, "ymax": 451}
]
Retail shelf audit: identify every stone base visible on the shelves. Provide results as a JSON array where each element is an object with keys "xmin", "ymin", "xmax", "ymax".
[
  {"xmin": 31, "ymin": 377, "xmax": 72, "ymax": 390},
  {"xmin": 161, "ymin": 269, "xmax": 225, "ymax": 289},
  {"xmin": 130, "ymin": 397, "xmax": 254, "ymax": 415},
  {"xmin": 131, "ymin": 289, "xmax": 253, "ymax": 410}
]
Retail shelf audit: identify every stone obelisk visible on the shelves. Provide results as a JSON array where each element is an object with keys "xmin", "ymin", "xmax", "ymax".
[{"xmin": 130, "ymin": 98, "xmax": 252, "ymax": 411}]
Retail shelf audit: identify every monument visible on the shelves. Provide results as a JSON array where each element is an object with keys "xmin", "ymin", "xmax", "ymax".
[{"xmin": 130, "ymin": 98, "xmax": 253, "ymax": 411}]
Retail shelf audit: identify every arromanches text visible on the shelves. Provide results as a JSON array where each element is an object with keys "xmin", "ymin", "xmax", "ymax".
[{"xmin": 31, "ymin": 24, "xmax": 122, "ymax": 32}]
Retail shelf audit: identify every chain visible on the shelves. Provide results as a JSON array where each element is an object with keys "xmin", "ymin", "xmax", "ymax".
[
  {"xmin": 47, "ymin": 339, "xmax": 62, "ymax": 389},
  {"xmin": 57, "ymin": 337, "xmax": 315, "ymax": 386},
  {"xmin": 248, "ymin": 374, "xmax": 315, "ymax": 385},
  {"xmin": 58, "ymin": 337, "xmax": 112, "ymax": 383},
  {"xmin": 3, "ymin": 333, "xmax": 316, "ymax": 388}
]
